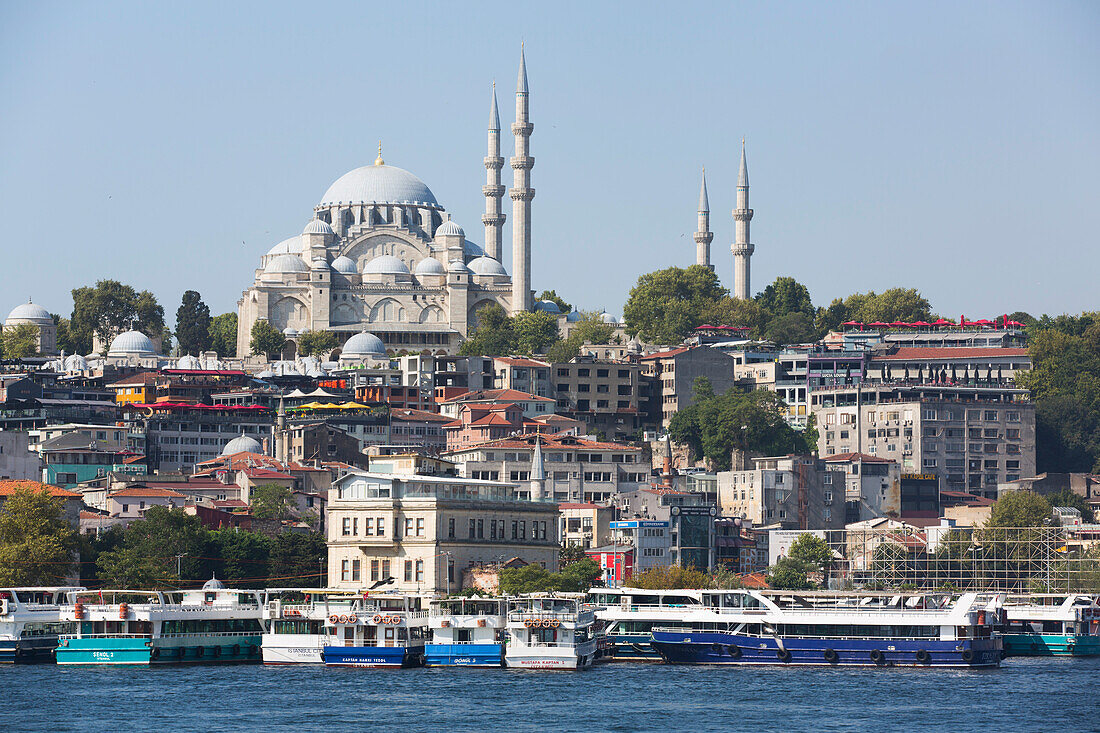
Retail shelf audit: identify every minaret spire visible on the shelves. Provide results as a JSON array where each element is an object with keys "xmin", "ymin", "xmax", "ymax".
[
  {"xmin": 694, "ymin": 167, "xmax": 714, "ymax": 270},
  {"xmin": 483, "ymin": 82, "xmax": 506, "ymax": 262},
  {"xmin": 509, "ymin": 45, "xmax": 534, "ymax": 314},
  {"xmin": 529, "ymin": 435, "xmax": 546, "ymax": 501},
  {"xmin": 732, "ymin": 139, "xmax": 754, "ymax": 299}
]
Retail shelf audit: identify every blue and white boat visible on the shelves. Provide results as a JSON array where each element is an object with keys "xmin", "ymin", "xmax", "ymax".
[
  {"xmin": 0, "ymin": 587, "xmax": 83, "ymax": 663},
  {"xmin": 648, "ymin": 590, "xmax": 1003, "ymax": 668},
  {"xmin": 504, "ymin": 595, "xmax": 598, "ymax": 670},
  {"xmin": 588, "ymin": 587, "xmax": 715, "ymax": 661},
  {"xmin": 424, "ymin": 597, "xmax": 507, "ymax": 667},
  {"xmin": 260, "ymin": 589, "xmax": 360, "ymax": 665},
  {"xmin": 322, "ymin": 593, "xmax": 427, "ymax": 668},
  {"xmin": 1000, "ymin": 594, "xmax": 1100, "ymax": 657}
]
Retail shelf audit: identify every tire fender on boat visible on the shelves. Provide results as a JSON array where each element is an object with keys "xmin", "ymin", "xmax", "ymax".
[
  {"xmin": 870, "ymin": 649, "xmax": 885, "ymax": 665},
  {"xmin": 776, "ymin": 648, "xmax": 791, "ymax": 663},
  {"xmin": 728, "ymin": 645, "xmax": 742, "ymax": 659},
  {"xmin": 823, "ymin": 648, "xmax": 838, "ymax": 664},
  {"xmin": 915, "ymin": 649, "xmax": 931, "ymax": 665},
  {"xmin": 961, "ymin": 649, "xmax": 974, "ymax": 663}
]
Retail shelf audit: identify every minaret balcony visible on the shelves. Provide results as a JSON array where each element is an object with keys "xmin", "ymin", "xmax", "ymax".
[
  {"xmin": 511, "ymin": 122, "xmax": 534, "ymax": 135},
  {"xmin": 482, "ymin": 213, "xmax": 506, "ymax": 225},
  {"xmin": 510, "ymin": 156, "xmax": 534, "ymax": 170},
  {"xmin": 731, "ymin": 243, "xmax": 755, "ymax": 255},
  {"xmin": 482, "ymin": 184, "xmax": 506, "ymax": 197},
  {"xmin": 733, "ymin": 208, "xmax": 754, "ymax": 221},
  {"xmin": 484, "ymin": 156, "xmax": 504, "ymax": 169},
  {"xmin": 509, "ymin": 188, "xmax": 535, "ymax": 201}
]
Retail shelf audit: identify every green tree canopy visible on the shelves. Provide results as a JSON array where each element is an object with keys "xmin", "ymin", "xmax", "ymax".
[
  {"xmin": 512, "ymin": 311, "xmax": 560, "ymax": 355},
  {"xmin": 52, "ymin": 314, "xmax": 76, "ymax": 354},
  {"xmin": 536, "ymin": 289, "xmax": 571, "ymax": 313},
  {"xmin": 250, "ymin": 319, "xmax": 286, "ymax": 358},
  {"xmin": 460, "ymin": 303, "xmax": 516, "ymax": 356},
  {"xmin": 250, "ymin": 483, "xmax": 294, "ymax": 520},
  {"xmin": 623, "ymin": 265, "xmax": 727, "ymax": 344},
  {"xmin": 818, "ymin": 288, "xmax": 933, "ymax": 330},
  {"xmin": 1, "ymin": 323, "xmax": 41, "ymax": 358},
  {"xmin": 96, "ymin": 506, "xmax": 211, "ymax": 587},
  {"xmin": 210, "ymin": 528, "xmax": 271, "ymax": 587},
  {"xmin": 756, "ymin": 276, "xmax": 814, "ymax": 320},
  {"xmin": 209, "ymin": 312, "xmax": 238, "ymax": 357},
  {"xmin": 1046, "ymin": 489, "xmax": 1095, "ymax": 523},
  {"xmin": 175, "ymin": 290, "xmax": 212, "ymax": 355},
  {"xmin": 0, "ymin": 487, "xmax": 78, "ymax": 585},
  {"xmin": 764, "ymin": 312, "xmax": 817, "ymax": 345},
  {"xmin": 498, "ymin": 559, "xmax": 603, "ymax": 594},
  {"xmin": 297, "ymin": 330, "xmax": 339, "ymax": 358},
  {"xmin": 766, "ymin": 557, "xmax": 814, "ymax": 590},
  {"xmin": 787, "ymin": 534, "xmax": 833, "ymax": 573},
  {"xmin": 546, "ymin": 312, "xmax": 616, "ymax": 362},
  {"xmin": 270, "ymin": 532, "xmax": 327, "ymax": 587},
  {"xmin": 986, "ymin": 491, "xmax": 1053, "ymax": 528},
  {"xmin": 702, "ymin": 297, "xmax": 770, "ymax": 336},
  {"xmin": 70, "ymin": 280, "xmax": 166, "ymax": 355}
]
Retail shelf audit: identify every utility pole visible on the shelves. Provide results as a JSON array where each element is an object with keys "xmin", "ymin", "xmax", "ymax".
[{"xmin": 175, "ymin": 553, "xmax": 187, "ymax": 583}]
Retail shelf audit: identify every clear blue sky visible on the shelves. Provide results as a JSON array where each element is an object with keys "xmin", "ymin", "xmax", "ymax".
[{"xmin": 2, "ymin": 1, "xmax": 1097, "ymax": 328}]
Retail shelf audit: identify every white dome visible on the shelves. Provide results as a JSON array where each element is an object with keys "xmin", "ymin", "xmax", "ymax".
[
  {"xmin": 221, "ymin": 434, "xmax": 262, "ymax": 456},
  {"xmin": 600, "ymin": 313, "xmax": 621, "ymax": 324},
  {"xmin": 319, "ymin": 164, "xmax": 439, "ymax": 208},
  {"xmin": 108, "ymin": 330, "xmax": 157, "ymax": 356},
  {"xmin": 202, "ymin": 575, "xmax": 226, "ymax": 590},
  {"xmin": 448, "ymin": 260, "xmax": 470, "ymax": 273},
  {"xmin": 468, "ymin": 256, "xmax": 507, "ymax": 276},
  {"xmin": 255, "ymin": 369, "xmax": 276, "ymax": 379},
  {"xmin": 435, "ymin": 220, "xmax": 464, "ymax": 238},
  {"xmin": 177, "ymin": 354, "xmax": 201, "ymax": 370},
  {"xmin": 265, "ymin": 254, "xmax": 310, "ymax": 273},
  {"xmin": 463, "ymin": 239, "xmax": 486, "ymax": 258},
  {"xmin": 310, "ymin": 257, "xmax": 328, "ymax": 270},
  {"xmin": 534, "ymin": 300, "xmax": 562, "ymax": 314},
  {"xmin": 331, "ymin": 256, "xmax": 358, "ymax": 274},
  {"xmin": 266, "ymin": 236, "xmax": 302, "ymax": 257},
  {"xmin": 302, "ymin": 218, "xmax": 334, "ymax": 235},
  {"xmin": 342, "ymin": 331, "xmax": 386, "ymax": 357},
  {"xmin": 565, "ymin": 310, "xmax": 584, "ymax": 322},
  {"xmin": 63, "ymin": 354, "xmax": 88, "ymax": 372},
  {"xmin": 414, "ymin": 257, "xmax": 446, "ymax": 276},
  {"xmin": 6, "ymin": 301, "xmax": 52, "ymax": 323},
  {"xmin": 362, "ymin": 255, "xmax": 410, "ymax": 275}
]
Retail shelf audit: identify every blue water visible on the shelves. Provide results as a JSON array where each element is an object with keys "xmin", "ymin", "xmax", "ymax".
[{"xmin": 4, "ymin": 658, "xmax": 1098, "ymax": 731}]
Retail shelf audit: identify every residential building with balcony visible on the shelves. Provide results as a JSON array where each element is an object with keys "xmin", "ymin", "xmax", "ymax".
[
  {"xmin": 551, "ymin": 358, "xmax": 649, "ymax": 441},
  {"xmin": 559, "ymin": 502, "xmax": 615, "ymax": 549},
  {"xmin": 717, "ymin": 455, "xmax": 845, "ymax": 530}
]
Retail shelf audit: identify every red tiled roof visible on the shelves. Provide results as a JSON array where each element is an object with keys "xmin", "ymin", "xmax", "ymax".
[
  {"xmin": 244, "ymin": 468, "xmax": 294, "ymax": 480},
  {"xmin": 440, "ymin": 388, "xmax": 553, "ymax": 404},
  {"xmin": 940, "ymin": 490, "xmax": 996, "ymax": 507},
  {"xmin": 0, "ymin": 480, "xmax": 81, "ymax": 498},
  {"xmin": 639, "ymin": 347, "xmax": 689, "ymax": 360},
  {"xmin": 559, "ymin": 502, "xmax": 604, "ymax": 510},
  {"xmin": 740, "ymin": 572, "xmax": 769, "ymax": 589},
  {"xmin": 130, "ymin": 478, "xmax": 230, "ymax": 489},
  {"xmin": 109, "ymin": 486, "xmax": 187, "ymax": 498},
  {"xmin": 823, "ymin": 452, "xmax": 894, "ymax": 464},
  {"xmin": 212, "ymin": 499, "xmax": 248, "ymax": 508},
  {"xmin": 874, "ymin": 347, "xmax": 1030, "ymax": 361},
  {"xmin": 443, "ymin": 433, "xmax": 640, "ymax": 453},
  {"xmin": 106, "ymin": 371, "xmax": 159, "ymax": 387},
  {"xmin": 390, "ymin": 408, "xmax": 450, "ymax": 423}
]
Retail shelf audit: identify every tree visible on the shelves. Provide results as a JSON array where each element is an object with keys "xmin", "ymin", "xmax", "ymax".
[
  {"xmin": 250, "ymin": 319, "xmax": 286, "ymax": 358},
  {"xmin": 270, "ymin": 532, "xmax": 327, "ymax": 587},
  {"xmin": 787, "ymin": 534, "xmax": 834, "ymax": 584},
  {"xmin": 70, "ymin": 280, "xmax": 166, "ymax": 355},
  {"xmin": 536, "ymin": 289, "xmax": 571, "ymax": 313},
  {"xmin": 460, "ymin": 303, "xmax": 516, "ymax": 356},
  {"xmin": 629, "ymin": 565, "xmax": 714, "ymax": 589},
  {"xmin": 52, "ymin": 314, "xmax": 76, "ymax": 354},
  {"xmin": 559, "ymin": 543, "xmax": 587, "ymax": 567},
  {"xmin": 0, "ymin": 486, "xmax": 78, "ymax": 585},
  {"xmin": 512, "ymin": 311, "xmax": 560, "ymax": 355},
  {"xmin": 1, "ymin": 324, "xmax": 40, "ymax": 358},
  {"xmin": 986, "ymin": 491, "xmax": 1053, "ymax": 528},
  {"xmin": 498, "ymin": 563, "xmax": 560, "ymax": 594},
  {"xmin": 209, "ymin": 312, "xmax": 238, "ymax": 357},
  {"xmin": 766, "ymin": 557, "xmax": 814, "ymax": 590},
  {"xmin": 558, "ymin": 559, "xmax": 603, "ymax": 591},
  {"xmin": 210, "ymin": 528, "xmax": 271, "ymax": 587},
  {"xmin": 297, "ymin": 330, "xmax": 339, "ymax": 358},
  {"xmin": 175, "ymin": 290, "xmax": 212, "ymax": 355},
  {"xmin": 95, "ymin": 545, "xmax": 168, "ymax": 588},
  {"xmin": 250, "ymin": 483, "xmax": 294, "ymax": 520},
  {"xmin": 96, "ymin": 506, "xmax": 211, "ymax": 586},
  {"xmin": 764, "ymin": 312, "xmax": 817, "ymax": 345},
  {"xmin": 623, "ymin": 265, "xmax": 727, "ymax": 344},
  {"xmin": 546, "ymin": 312, "xmax": 616, "ymax": 362},
  {"xmin": 703, "ymin": 297, "xmax": 770, "ymax": 336},
  {"xmin": 756, "ymin": 276, "xmax": 814, "ymax": 320}
]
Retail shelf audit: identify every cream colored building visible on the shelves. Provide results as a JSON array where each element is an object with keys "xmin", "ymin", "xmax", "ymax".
[{"xmin": 327, "ymin": 470, "xmax": 559, "ymax": 594}]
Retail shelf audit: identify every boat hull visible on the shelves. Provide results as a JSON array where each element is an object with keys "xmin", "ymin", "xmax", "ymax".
[
  {"xmin": 650, "ymin": 631, "xmax": 1002, "ymax": 668},
  {"xmin": 603, "ymin": 634, "xmax": 662, "ymax": 661},
  {"xmin": 56, "ymin": 636, "xmax": 262, "ymax": 665},
  {"xmin": 1002, "ymin": 634, "xmax": 1100, "ymax": 657},
  {"xmin": 0, "ymin": 636, "xmax": 61, "ymax": 664},
  {"xmin": 261, "ymin": 634, "xmax": 326, "ymax": 665},
  {"xmin": 322, "ymin": 645, "xmax": 424, "ymax": 668},
  {"xmin": 424, "ymin": 643, "xmax": 503, "ymax": 667}
]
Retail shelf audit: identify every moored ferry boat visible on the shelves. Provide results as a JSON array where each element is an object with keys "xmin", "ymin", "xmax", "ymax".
[
  {"xmin": 322, "ymin": 593, "xmax": 427, "ymax": 668},
  {"xmin": 56, "ymin": 578, "xmax": 264, "ymax": 665},
  {"xmin": 588, "ymin": 587, "xmax": 714, "ymax": 661},
  {"xmin": 1000, "ymin": 594, "xmax": 1100, "ymax": 656},
  {"xmin": 0, "ymin": 587, "xmax": 83, "ymax": 663},
  {"xmin": 504, "ymin": 595, "xmax": 598, "ymax": 670},
  {"xmin": 649, "ymin": 590, "xmax": 1003, "ymax": 668},
  {"xmin": 424, "ymin": 597, "xmax": 507, "ymax": 667},
  {"xmin": 261, "ymin": 589, "xmax": 360, "ymax": 665}
]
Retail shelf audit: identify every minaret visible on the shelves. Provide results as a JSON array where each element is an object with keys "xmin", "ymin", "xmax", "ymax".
[
  {"xmin": 529, "ymin": 436, "xmax": 546, "ymax": 502},
  {"xmin": 731, "ymin": 139, "xmax": 754, "ymax": 299},
  {"xmin": 694, "ymin": 167, "xmax": 713, "ymax": 270},
  {"xmin": 483, "ymin": 83, "xmax": 506, "ymax": 262},
  {"xmin": 509, "ymin": 45, "xmax": 534, "ymax": 314}
]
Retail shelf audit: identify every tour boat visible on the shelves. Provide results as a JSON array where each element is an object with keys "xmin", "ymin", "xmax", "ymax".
[
  {"xmin": 588, "ymin": 586, "xmax": 714, "ymax": 661},
  {"xmin": 0, "ymin": 587, "xmax": 83, "ymax": 663},
  {"xmin": 260, "ymin": 589, "xmax": 360, "ymax": 665},
  {"xmin": 322, "ymin": 593, "xmax": 427, "ymax": 668},
  {"xmin": 648, "ymin": 590, "xmax": 1004, "ymax": 668},
  {"xmin": 1000, "ymin": 594, "xmax": 1100, "ymax": 656},
  {"xmin": 504, "ymin": 595, "xmax": 598, "ymax": 670},
  {"xmin": 424, "ymin": 597, "xmax": 507, "ymax": 667},
  {"xmin": 55, "ymin": 578, "xmax": 264, "ymax": 665}
]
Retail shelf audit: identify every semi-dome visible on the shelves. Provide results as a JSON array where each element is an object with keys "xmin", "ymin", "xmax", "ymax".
[
  {"xmin": 302, "ymin": 218, "xmax": 334, "ymax": 235},
  {"xmin": 331, "ymin": 256, "xmax": 358, "ymax": 275},
  {"xmin": 362, "ymin": 255, "xmax": 410, "ymax": 275},
  {"xmin": 468, "ymin": 257, "xmax": 507, "ymax": 276},
  {"xmin": 6, "ymin": 301, "xmax": 52, "ymax": 323},
  {"xmin": 221, "ymin": 434, "xmax": 262, "ymax": 456},
  {"xmin": 414, "ymin": 257, "xmax": 445, "ymax": 276},
  {"xmin": 342, "ymin": 331, "xmax": 386, "ymax": 357},
  {"xmin": 463, "ymin": 239, "xmax": 486, "ymax": 258},
  {"xmin": 266, "ymin": 236, "xmax": 302, "ymax": 257},
  {"xmin": 108, "ymin": 330, "xmax": 157, "ymax": 356},
  {"xmin": 177, "ymin": 354, "xmax": 201, "ymax": 370},
  {"xmin": 319, "ymin": 164, "xmax": 439, "ymax": 208},
  {"xmin": 534, "ymin": 300, "xmax": 562, "ymax": 314},
  {"xmin": 435, "ymin": 220, "xmax": 464, "ymax": 238},
  {"xmin": 265, "ymin": 254, "xmax": 310, "ymax": 274}
]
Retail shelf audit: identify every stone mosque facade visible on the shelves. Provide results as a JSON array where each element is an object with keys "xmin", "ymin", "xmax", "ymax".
[{"xmin": 236, "ymin": 50, "xmax": 536, "ymax": 359}]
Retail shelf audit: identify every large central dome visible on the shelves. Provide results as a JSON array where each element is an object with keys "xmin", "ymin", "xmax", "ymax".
[{"xmin": 319, "ymin": 164, "xmax": 440, "ymax": 208}]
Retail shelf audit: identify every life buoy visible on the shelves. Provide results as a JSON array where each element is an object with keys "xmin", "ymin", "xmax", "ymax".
[
  {"xmin": 915, "ymin": 649, "xmax": 931, "ymax": 665},
  {"xmin": 347, "ymin": 614, "xmax": 358, "ymax": 625},
  {"xmin": 119, "ymin": 602, "xmax": 129, "ymax": 620},
  {"xmin": 523, "ymin": 619, "xmax": 533, "ymax": 628},
  {"xmin": 549, "ymin": 619, "xmax": 560, "ymax": 628},
  {"xmin": 823, "ymin": 648, "xmax": 838, "ymax": 664},
  {"xmin": 329, "ymin": 614, "xmax": 339, "ymax": 624},
  {"xmin": 373, "ymin": 614, "xmax": 383, "ymax": 624},
  {"xmin": 74, "ymin": 602, "xmax": 85, "ymax": 620},
  {"xmin": 870, "ymin": 649, "xmax": 885, "ymax": 665},
  {"xmin": 961, "ymin": 649, "xmax": 974, "ymax": 663},
  {"xmin": 338, "ymin": 615, "xmax": 349, "ymax": 624},
  {"xmin": 776, "ymin": 648, "xmax": 792, "ymax": 663}
]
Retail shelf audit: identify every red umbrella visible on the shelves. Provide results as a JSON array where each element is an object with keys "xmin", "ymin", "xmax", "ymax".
[
  {"xmin": 974, "ymin": 319, "xmax": 994, "ymax": 326},
  {"xmin": 868, "ymin": 321, "xmax": 889, "ymax": 328},
  {"xmin": 890, "ymin": 321, "xmax": 912, "ymax": 327},
  {"xmin": 911, "ymin": 321, "xmax": 932, "ymax": 327},
  {"xmin": 931, "ymin": 318, "xmax": 955, "ymax": 326},
  {"xmin": 841, "ymin": 321, "xmax": 863, "ymax": 326},
  {"xmin": 1007, "ymin": 320, "xmax": 1025, "ymax": 327}
]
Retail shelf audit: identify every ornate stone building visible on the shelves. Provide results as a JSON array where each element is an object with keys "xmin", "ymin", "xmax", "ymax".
[{"xmin": 236, "ymin": 50, "xmax": 535, "ymax": 359}]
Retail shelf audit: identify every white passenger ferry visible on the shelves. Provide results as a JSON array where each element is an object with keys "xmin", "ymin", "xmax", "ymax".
[
  {"xmin": 261, "ymin": 589, "xmax": 362, "ymax": 664},
  {"xmin": 587, "ymin": 586, "xmax": 713, "ymax": 660},
  {"xmin": 425, "ymin": 597, "xmax": 507, "ymax": 667},
  {"xmin": 504, "ymin": 595, "xmax": 598, "ymax": 670},
  {"xmin": 322, "ymin": 593, "xmax": 429, "ymax": 668},
  {"xmin": 0, "ymin": 587, "xmax": 84, "ymax": 663}
]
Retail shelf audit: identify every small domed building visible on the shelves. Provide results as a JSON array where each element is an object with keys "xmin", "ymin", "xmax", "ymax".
[{"xmin": 3, "ymin": 300, "xmax": 57, "ymax": 355}]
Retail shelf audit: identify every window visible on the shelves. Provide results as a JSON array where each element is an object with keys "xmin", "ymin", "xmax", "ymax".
[
  {"xmin": 477, "ymin": 519, "xmax": 484, "ymax": 539},
  {"xmin": 405, "ymin": 518, "xmax": 414, "ymax": 536},
  {"xmin": 382, "ymin": 559, "xmax": 390, "ymax": 579},
  {"xmin": 404, "ymin": 560, "xmax": 413, "ymax": 582},
  {"xmin": 342, "ymin": 517, "xmax": 352, "ymax": 536},
  {"xmin": 415, "ymin": 560, "xmax": 424, "ymax": 583},
  {"xmin": 578, "ymin": 384, "xmax": 590, "ymax": 393},
  {"xmin": 377, "ymin": 517, "xmax": 385, "ymax": 536},
  {"xmin": 823, "ymin": 474, "xmax": 832, "ymax": 485},
  {"xmin": 519, "ymin": 521, "xmax": 526, "ymax": 540},
  {"xmin": 371, "ymin": 559, "xmax": 380, "ymax": 581},
  {"xmin": 1006, "ymin": 428, "xmax": 1020, "ymax": 439},
  {"xmin": 469, "ymin": 518, "xmax": 476, "ymax": 538},
  {"xmin": 1007, "ymin": 411, "xmax": 1021, "ymax": 422},
  {"xmin": 511, "ymin": 520, "xmax": 518, "ymax": 539},
  {"xmin": 341, "ymin": 560, "xmax": 350, "ymax": 581},
  {"xmin": 923, "ymin": 458, "xmax": 937, "ymax": 468},
  {"xmin": 823, "ymin": 491, "xmax": 833, "ymax": 504},
  {"xmin": 348, "ymin": 559, "xmax": 359, "ymax": 583},
  {"xmin": 923, "ymin": 410, "xmax": 936, "ymax": 420},
  {"xmin": 364, "ymin": 518, "xmax": 374, "ymax": 536},
  {"xmin": 416, "ymin": 518, "xmax": 424, "ymax": 537},
  {"xmin": 531, "ymin": 522, "xmax": 539, "ymax": 540},
  {"xmin": 449, "ymin": 518, "xmax": 456, "ymax": 538},
  {"xmin": 490, "ymin": 520, "xmax": 498, "ymax": 540},
  {"xmin": 984, "ymin": 410, "xmax": 997, "ymax": 421}
]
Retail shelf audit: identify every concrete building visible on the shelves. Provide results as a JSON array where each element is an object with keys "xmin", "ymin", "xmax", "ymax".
[
  {"xmin": 438, "ymin": 388, "xmax": 555, "ymax": 420},
  {"xmin": 388, "ymin": 408, "xmax": 451, "ymax": 453},
  {"xmin": 493, "ymin": 357, "xmax": 551, "ymax": 397},
  {"xmin": 39, "ymin": 432, "xmax": 144, "ymax": 488},
  {"xmin": 559, "ymin": 502, "xmax": 615, "ymax": 549},
  {"xmin": 0, "ymin": 431, "xmax": 41, "ymax": 481},
  {"xmin": 105, "ymin": 486, "xmax": 187, "ymax": 520},
  {"xmin": 327, "ymin": 470, "xmax": 559, "ymax": 595},
  {"xmin": 121, "ymin": 403, "xmax": 273, "ymax": 473},
  {"xmin": 810, "ymin": 383, "xmax": 1036, "ymax": 499},
  {"xmin": 822, "ymin": 452, "xmax": 901, "ymax": 523},
  {"xmin": 639, "ymin": 346, "xmax": 736, "ymax": 428},
  {"xmin": 718, "ymin": 455, "xmax": 846, "ymax": 530},
  {"xmin": 551, "ymin": 358, "xmax": 649, "ymax": 441},
  {"xmin": 614, "ymin": 487, "xmax": 718, "ymax": 570}
]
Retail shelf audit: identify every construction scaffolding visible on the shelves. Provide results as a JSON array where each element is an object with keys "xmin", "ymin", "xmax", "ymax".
[{"xmin": 823, "ymin": 526, "xmax": 1100, "ymax": 592}]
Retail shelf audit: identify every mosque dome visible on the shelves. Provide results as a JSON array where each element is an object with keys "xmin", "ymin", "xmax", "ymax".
[
  {"xmin": 63, "ymin": 354, "xmax": 88, "ymax": 372},
  {"xmin": 331, "ymin": 256, "xmax": 358, "ymax": 275},
  {"xmin": 435, "ymin": 220, "xmax": 464, "ymax": 238},
  {"xmin": 414, "ymin": 257, "xmax": 446, "ymax": 276},
  {"xmin": 319, "ymin": 164, "xmax": 439, "ymax": 208},
  {"xmin": 108, "ymin": 330, "xmax": 157, "ymax": 357},
  {"xmin": 265, "ymin": 254, "xmax": 310, "ymax": 274},
  {"xmin": 600, "ymin": 313, "xmax": 621, "ymax": 324},
  {"xmin": 266, "ymin": 236, "xmax": 302, "ymax": 257},
  {"xmin": 565, "ymin": 310, "xmax": 584, "ymax": 322},
  {"xmin": 534, "ymin": 300, "xmax": 562, "ymax": 314},
  {"xmin": 342, "ymin": 331, "xmax": 386, "ymax": 358},
  {"xmin": 448, "ymin": 260, "xmax": 470, "ymax": 273},
  {"xmin": 463, "ymin": 239, "xmax": 486, "ymax": 258},
  {"xmin": 177, "ymin": 354, "xmax": 201, "ymax": 370},
  {"xmin": 6, "ymin": 301, "xmax": 52, "ymax": 323},
  {"xmin": 221, "ymin": 434, "xmax": 262, "ymax": 456},
  {"xmin": 302, "ymin": 218, "xmax": 334, "ymax": 236},
  {"xmin": 202, "ymin": 575, "xmax": 227, "ymax": 590},
  {"xmin": 255, "ymin": 369, "xmax": 276, "ymax": 380},
  {"xmin": 468, "ymin": 257, "xmax": 507, "ymax": 276},
  {"xmin": 362, "ymin": 255, "xmax": 411, "ymax": 275}
]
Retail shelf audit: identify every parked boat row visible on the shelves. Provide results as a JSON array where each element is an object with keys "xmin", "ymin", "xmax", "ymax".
[{"xmin": 3, "ymin": 582, "xmax": 1098, "ymax": 669}]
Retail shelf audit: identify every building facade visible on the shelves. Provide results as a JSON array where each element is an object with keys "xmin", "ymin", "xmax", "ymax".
[{"xmin": 717, "ymin": 455, "xmax": 846, "ymax": 530}]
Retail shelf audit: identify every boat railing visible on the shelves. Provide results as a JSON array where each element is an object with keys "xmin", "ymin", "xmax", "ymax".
[
  {"xmin": 509, "ymin": 639, "xmax": 596, "ymax": 649},
  {"xmin": 158, "ymin": 631, "xmax": 262, "ymax": 639},
  {"xmin": 508, "ymin": 610, "xmax": 593, "ymax": 624},
  {"xmin": 59, "ymin": 633, "xmax": 152, "ymax": 640},
  {"xmin": 648, "ymin": 626, "xmax": 948, "ymax": 642}
]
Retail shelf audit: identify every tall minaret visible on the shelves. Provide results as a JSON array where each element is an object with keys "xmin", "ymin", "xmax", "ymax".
[
  {"xmin": 509, "ymin": 45, "xmax": 534, "ymax": 314},
  {"xmin": 529, "ymin": 436, "xmax": 546, "ymax": 502},
  {"xmin": 731, "ymin": 139, "xmax": 754, "ymax": 299},
  {"xmin": 694, "ymin": 167, "xmax": 713, "ymax": 270},
  {"xmin": 483, "ymin": 83, "xmax": 506, "ymax": 262}
]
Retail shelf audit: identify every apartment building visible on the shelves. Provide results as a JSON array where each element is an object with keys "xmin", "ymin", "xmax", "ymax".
[
  {"xmin": 551, "ymin": 357, "xmax": 649, "ymax": 440},
  {"xmin": 717, "ymin": 455, "xmax": 846, "ymax": 530},
  {"xmin": 639, "ymin": 346, "xmax": 736, "ymax": 428}
]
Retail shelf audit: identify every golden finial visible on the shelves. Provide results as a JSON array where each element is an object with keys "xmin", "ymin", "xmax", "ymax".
[{"xmin": 374, "ymin": 140, "xmax": 384, "ymax": 166}]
